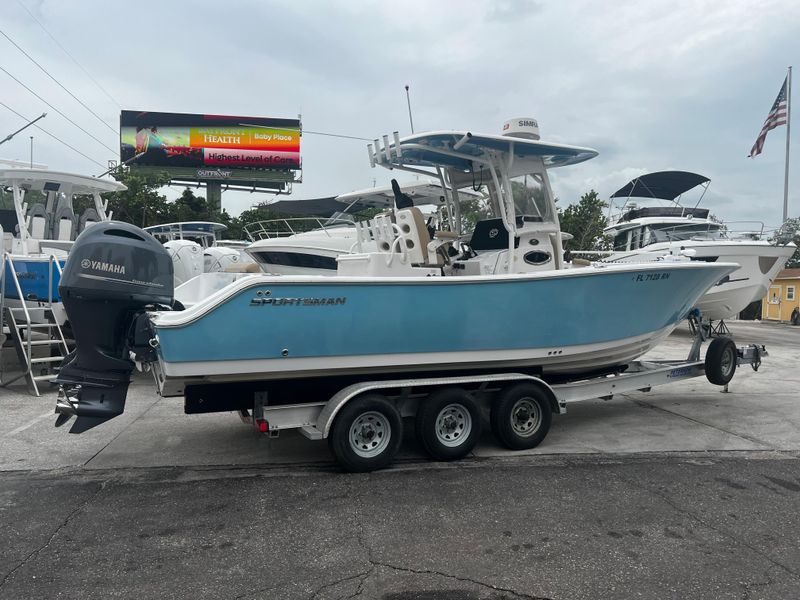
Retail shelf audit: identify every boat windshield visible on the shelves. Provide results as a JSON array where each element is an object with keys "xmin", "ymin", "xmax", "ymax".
[
  {"xmin": 614, "ymin": 222, "xmax": 727, "ymax": 250},
  {"xmin": 0, "ymin": 187, "xmax": 13, "ymax": 210},
  {"xmin": 509, "ymin": 173, "xmax": 552, "ymax": 223},
  {"xmin": 323, "ymin": 212, "xmax": 356, "ymax": 227}
]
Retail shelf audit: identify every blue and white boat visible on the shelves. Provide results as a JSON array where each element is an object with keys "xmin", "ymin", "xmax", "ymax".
[
  {"xmin": 0, "ymin": 168, "xmax": 125, "ymax": 324},
  {"xmin": 53, "ymin": 118, "xmax": 737, "ymax": 432}
]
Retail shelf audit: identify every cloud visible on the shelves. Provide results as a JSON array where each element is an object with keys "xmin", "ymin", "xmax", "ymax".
[{"xmin": 0, "ymin": 0, "xmax": 798, "ymax": 225}]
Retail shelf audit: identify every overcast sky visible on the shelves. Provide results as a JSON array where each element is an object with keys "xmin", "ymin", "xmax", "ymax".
[{"xmin": 2, "ymin": 0, "xmax": 799, "ymax": 228}]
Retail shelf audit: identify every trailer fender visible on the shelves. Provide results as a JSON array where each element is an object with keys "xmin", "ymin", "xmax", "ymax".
[{"xmin": 316, "ymin": 373, "xmax": 558, "ymax": 439}]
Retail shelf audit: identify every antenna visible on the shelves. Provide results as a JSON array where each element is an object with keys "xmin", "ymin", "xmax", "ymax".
[
  {"xmin": 405, "ymin": 85, "xmax": 415, "ymax": 133},
  {"xmin": 0, "ymin": 111, "xmax": 46, "ymax": 146}
]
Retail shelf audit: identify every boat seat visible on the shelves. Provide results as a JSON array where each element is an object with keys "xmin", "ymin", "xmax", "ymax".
[
  {"xmin": 395, "ymin": 207, "xmax": 440, "ymax": 266},
  {"xmin": 26, "ymin": 203, "xmax": 49, "ymax": 240},
  {"xmin": 79, "ymin": 208, "xmax": 101, "ymax": 232},
  {"xmin": 224, "ymin": 262, "xmax": 261, "ymax": 273},
  {"xmin": 53, "ymin": 206, "xmax": 78, "ymax": 241}
]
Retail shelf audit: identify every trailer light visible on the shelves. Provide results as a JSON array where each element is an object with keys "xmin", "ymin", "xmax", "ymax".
[{"xmin": 256, "ymin": 419, "xmax": 269, "ymax": 433}]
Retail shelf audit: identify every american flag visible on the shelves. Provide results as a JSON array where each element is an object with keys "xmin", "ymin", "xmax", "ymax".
[{"xmin": 749, "ymin": 76, "xmax": 789, "ymax": 157}]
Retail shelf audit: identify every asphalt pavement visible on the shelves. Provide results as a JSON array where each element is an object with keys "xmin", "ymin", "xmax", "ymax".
[{"xmin": 0, "ymin": 320, "xmax": 799, "ymax": 599}]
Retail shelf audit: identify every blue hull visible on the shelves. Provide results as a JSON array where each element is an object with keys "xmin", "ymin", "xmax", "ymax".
[
  {"xmin": 3, "ymin": 258, "xmax": 65, "ymax": 302},
  {"xmin": 153, "ymin": 263, "xmax": 734, "ymax": 378}
]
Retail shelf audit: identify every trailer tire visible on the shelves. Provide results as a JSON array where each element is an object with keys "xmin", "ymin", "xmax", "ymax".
[
  {"xmin": 705, "ymin": 337, "xmax": 737, "ymax": 385},
  {"xmin": 328, "ymin": 394, "xmax": 402, "ymax": 473},
  {"xmin": 491, "ymin": 383, "xmax": 552, "ymax": 450},
  {"xmin": 415, "ymin": 388, "xmax": 481, "ymax": 461}
]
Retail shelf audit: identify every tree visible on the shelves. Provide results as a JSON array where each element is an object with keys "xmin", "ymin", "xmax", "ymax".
[
  {"xmin": 558, "ymin": 190, "xmax": 611, "ymax": 252},
  {"xmin": 107, "ymin": 169, "xmax": 172, "ymax": 227},
  {"xmin": 774, "ymin": 217, "xmax": 800, "ymax": 268},
  {"xmin": 172, "ymin": 187, "xmax": 213, "ymax": 222}
]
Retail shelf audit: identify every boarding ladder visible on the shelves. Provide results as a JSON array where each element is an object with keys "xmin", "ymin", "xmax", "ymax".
[{"xmin": 0, "ymin": 253, "xmax": 70, "ymax": 396}]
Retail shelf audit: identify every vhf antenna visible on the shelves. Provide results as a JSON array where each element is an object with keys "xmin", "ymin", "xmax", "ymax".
[{"xmin": 405, "ymin": 85, "xmax": 415, "ymax": 133}]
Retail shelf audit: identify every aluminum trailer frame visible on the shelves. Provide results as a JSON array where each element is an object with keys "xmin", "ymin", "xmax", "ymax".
[{"xmin": 251, "ymin": 342, "xmax": 765, "ymax": 442}]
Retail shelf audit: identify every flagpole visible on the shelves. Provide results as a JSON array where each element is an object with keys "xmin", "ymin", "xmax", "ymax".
[{"xmin": 784, "ymin": 66, "xmax": 792, "ymax": 222}]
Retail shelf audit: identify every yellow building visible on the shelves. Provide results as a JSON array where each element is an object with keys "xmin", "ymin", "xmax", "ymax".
[{"xmin": 762, "ymin": 268, "xmax": 800, "ymax": 322}]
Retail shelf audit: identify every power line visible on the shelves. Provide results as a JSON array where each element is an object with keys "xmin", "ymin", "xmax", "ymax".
[
  {"xmin": 0, "ymin": 26, "xmax": 117, "ymax": 134},
  {"xmin": 0, "ymin": 100, "xmax": 106, "ymax": 168},
  {"xmin": 0, "ymin": 64, "xmax": 117, "ymax": 154},
  {"xmin": 15, "ymin": 0, "xmax": 121, "ymax": 108},
  {"xmin": 304, "ymin": 129, "xmax": 371, "ymax": 141}
]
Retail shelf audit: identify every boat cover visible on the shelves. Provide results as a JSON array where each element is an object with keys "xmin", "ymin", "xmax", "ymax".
[{"xmin": 611, "ymin": 171, "xmax": 710, "ymax": 200}]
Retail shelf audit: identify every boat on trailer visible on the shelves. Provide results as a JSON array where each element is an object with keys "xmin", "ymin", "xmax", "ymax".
[
  {"xmin": 0, "ymin": 168, "xmax": 125, "ymax": 325},
  {"xmin": 595, "ymin": 171, "xmax": 795, "ymax": 321},
  {"xmin": 53, "ymin": 119, "xmax": 749, "ymax": 471},
  {"xmin": 143, "ymin": 221, "xmax": 257, "ymax": 287}
]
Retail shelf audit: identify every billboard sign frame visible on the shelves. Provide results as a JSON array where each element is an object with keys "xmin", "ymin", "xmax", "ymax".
[{"xmin": 120, "ymin": 110, "xmax": 302, "ymax": 192}]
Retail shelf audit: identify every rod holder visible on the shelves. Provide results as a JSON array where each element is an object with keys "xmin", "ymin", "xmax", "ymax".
[
  {"xmin": 453, "ymin": 132, "xmax": 472, "ymax": 151},
  {"xmin": 393, "ymin": 131, "xmax": 402, "ymax": 157},
  {"xmin": 373, "ymin": 138, "xmax": 381, "ymax": 163},
  {"xmin": 383, "ymin": 135, "xmax": 391, "ymax": 161}
]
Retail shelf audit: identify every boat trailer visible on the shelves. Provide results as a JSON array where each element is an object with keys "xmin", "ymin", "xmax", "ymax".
[{"xmin": 228, "ymin": 314, "xmax": 765, "ymax": 472}]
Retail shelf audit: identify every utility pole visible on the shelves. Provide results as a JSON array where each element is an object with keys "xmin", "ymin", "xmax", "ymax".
[{"xmin": 30, "ymin": 136, "xmax": 34, "ymax": 168}]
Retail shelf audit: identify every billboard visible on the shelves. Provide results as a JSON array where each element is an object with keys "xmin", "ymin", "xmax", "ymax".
[{"xmin": 120, "ymin": 110, "xmax": 301, "ymax": 171}]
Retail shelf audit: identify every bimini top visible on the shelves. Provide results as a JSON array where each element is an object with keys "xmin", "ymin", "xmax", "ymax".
[
  {"xmin": 371, "ymin": 131, "xmax": 598, "ymax": 175},
  {"xmin": 0, "ymin": 168, "xmax": 126, "ymax": 195},
  {"xmin": 262, "ymin": 180, "xmax": 480, "ymax": 217},
  {"xmin": 611, "ymin": 171, "xmax": 710, "ymax": 200},
  {"xmin": 144, "ymin": 221, "xmax": 227, "ymax": 236}
]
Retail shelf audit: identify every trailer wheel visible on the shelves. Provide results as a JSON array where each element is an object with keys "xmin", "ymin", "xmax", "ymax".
[
  {"xmin": 328, "ymin": 394, "xmax": 402, "ymax": 473},
  {"xmin": 491, "ymin": 383, "xmax": 552, "ymax": 450},
  {"xmin": 415, "ymin": 388, "xmax": 481, "ymax": 461},
  {"xmin": 705, "ymin": 337, "xmax": 737, "ymax": 385}
]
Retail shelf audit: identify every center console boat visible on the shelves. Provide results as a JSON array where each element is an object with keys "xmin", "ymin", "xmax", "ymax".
[{"xmin": 53, "ymin": 119, "xmax": 738, "ymax": 446}]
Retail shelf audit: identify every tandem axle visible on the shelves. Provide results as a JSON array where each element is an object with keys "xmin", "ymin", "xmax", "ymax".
[{"xmin": 230, "ymin": 333, "xmax": 764, "ymax": 472}]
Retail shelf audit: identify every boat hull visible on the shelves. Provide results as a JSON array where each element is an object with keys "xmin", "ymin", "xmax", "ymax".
[
  {"xmin": 150, "ymin": 262, "xmax": 736, "ymax": 394},
  {"xmin": 2, "ymin": 256, "xmax": 67, "ymax": 324},
  {"xmin": 603, "ymin": 241, "xmax": 794, "ymax": 320},
  {"xmin": 3, "ymin": 256, "xmax": 64, "ymax": 302}
]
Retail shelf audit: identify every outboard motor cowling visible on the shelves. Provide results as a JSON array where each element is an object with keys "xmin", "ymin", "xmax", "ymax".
[{"xmin": 54, "ymin": 221, "xmax": 173, "ymax": 433}]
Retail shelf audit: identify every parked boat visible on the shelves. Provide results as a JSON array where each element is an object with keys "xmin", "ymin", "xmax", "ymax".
[
  {"xmin": 0, "ymin": 168, "xmax": 125, "ymax": 325},
  {"xmin": 244, "ymin": 180, "xmax": 478, "ymax": 276},
  {"xmin": 53, "ymin": 119, "xmax": 737, "ymax": 434},
  {"xmin": 598, "ymin": 171, "xmax": 795, "ymax": 320},
  {"xmin": 144, "ymin": 221, "xmax": 258, "ymax": 287}
]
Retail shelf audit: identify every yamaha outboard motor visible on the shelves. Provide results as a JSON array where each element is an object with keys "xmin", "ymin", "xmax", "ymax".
[{"xmin": 54, "ymin": 221, "xmax": 173, "ymax": 433}]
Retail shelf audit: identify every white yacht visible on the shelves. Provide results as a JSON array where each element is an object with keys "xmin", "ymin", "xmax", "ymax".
[
  {"xmin": 245, "ymin": 180, "xmax": 478, "ymax": 276},
  {"xmin": 601, "ymin": 171, "xmax": 795, "ymax": 320}
]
